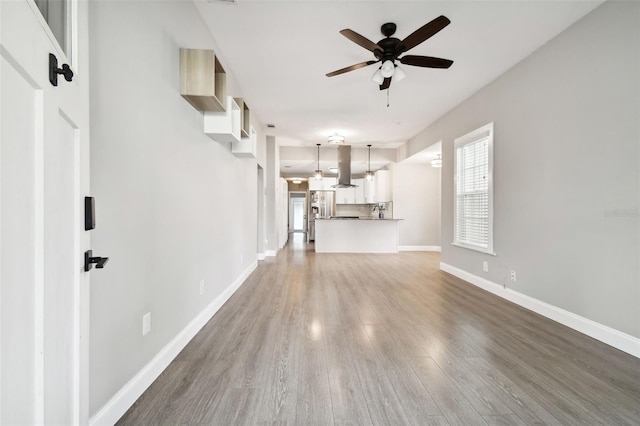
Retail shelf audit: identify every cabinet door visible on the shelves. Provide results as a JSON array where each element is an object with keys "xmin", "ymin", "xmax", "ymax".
[
  {"xmin": 335, "ymin": 187, "xmax": 347, "ymax": 204},
  {"xmin": 353, "ymin": 179, "xmax": 364, "ymax": 203},
  {"xmin": 347, "ymin": 187, "xmax": 356, "ymax": 203},
  {"xmin": 322, "ymin": 177, "xmax": 336, "ymax": 190},
  {"xmin": 363, "ymin": 179, "xmax": 375, "ymax": 203},
  {"xmin": 309, "ymin": 177, "xmax": 322, "ymax": 191},
  {"xmin": 374, "ymin": 170, "xmax": 392, "ymax": 202}
]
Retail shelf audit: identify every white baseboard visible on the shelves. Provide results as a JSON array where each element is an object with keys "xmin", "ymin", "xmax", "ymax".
[
  {"xmin": 257, "ymin": 252, "xmax": 266, "ymax": 261},
  {"xmin": 440, "ymin": 262, "xmax": 640, "ymax": 359},
  {"xmin": 399, "ymin": 245, "xmax": 441, "ymax": 252},
  {"xmin": 89, "ymin": 261, "xmax": 258, "ymax": 426},
  {"xmin": 265, "ymin": 250, "xmax": 277, "ymax": 257}
]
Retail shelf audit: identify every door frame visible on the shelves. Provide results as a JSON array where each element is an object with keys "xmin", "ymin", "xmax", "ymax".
[{"xmin": 288, "ymin": 191, "xmax": 307, "ymax": 233}]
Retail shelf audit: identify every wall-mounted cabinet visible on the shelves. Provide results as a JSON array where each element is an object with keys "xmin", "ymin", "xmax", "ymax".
[
  {"xmin": 180, "ymin": 48, "xmax": 226, "ymax": 112},
  {"xmin": 234, "ymin": 98, "xmax": 251, "ymax": 138},
  {"xmin": 353, "ymin": 178, "xmax": 375, "ymax": 204},
  {"xmin": 232, "ymin": 125, "xmax": 257, "ymax": 158},
  {"xmin": 336, "ymin": 186, "xmax": 356, "ymax": 204},
  {"xmin": 204, "ymin": 96, "xmax": 241, "ymax": 143},
  {"xmin": 374, "ymin": 169, "xmax": 392, "ymax": 202},
  {"xmin": 308, "ymin": 177, "xmax": 336, "ymax": 191}
]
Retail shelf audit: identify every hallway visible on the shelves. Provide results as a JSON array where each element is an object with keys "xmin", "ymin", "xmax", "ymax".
[{"xmin": 118, "ymin": 239, "xmax": 640, "ymax": 425}]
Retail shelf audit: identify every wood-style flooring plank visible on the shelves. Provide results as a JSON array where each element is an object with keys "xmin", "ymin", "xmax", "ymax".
[{"xmin": 117, "ymin": 236, "xmax": 640, "ymax": 426}]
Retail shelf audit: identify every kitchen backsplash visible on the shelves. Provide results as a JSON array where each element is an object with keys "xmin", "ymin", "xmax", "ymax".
[{"xmin": 336, "ymin": 202, "xmax": 393, "ymax": 219}]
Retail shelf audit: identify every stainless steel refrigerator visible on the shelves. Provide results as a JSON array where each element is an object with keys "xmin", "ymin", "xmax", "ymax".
[{"xmin": 308, "ymin": 190, "xmax": 336, "ymax": 241}]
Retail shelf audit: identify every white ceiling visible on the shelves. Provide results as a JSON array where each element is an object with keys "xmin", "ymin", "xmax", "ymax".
[{"xmin": 194, "ymin": 0, "xmax": 602, "ymax": 170}]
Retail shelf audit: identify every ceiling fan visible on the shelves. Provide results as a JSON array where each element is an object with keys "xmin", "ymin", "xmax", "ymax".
[{"xmin": 326, "ymin": 15, "xmax": 454, "ymax": 90}]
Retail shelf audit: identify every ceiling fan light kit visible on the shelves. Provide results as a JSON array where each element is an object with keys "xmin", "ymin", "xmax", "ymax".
[
  {"xmin": 371, "ymin": 68, "xmax": 384, "ymax": 84},
  {"xmin": 326, "ymin": 15, "xmax": 454, "ymax": 95},
  {"xmin": 380, "ymin": 60, "xmax": 395, "ymax": 78}
]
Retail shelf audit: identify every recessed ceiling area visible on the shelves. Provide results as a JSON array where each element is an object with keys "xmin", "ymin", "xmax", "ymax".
[{"xmin": 193, "ymin": 0, "xmax": 603, "ymax": 173}]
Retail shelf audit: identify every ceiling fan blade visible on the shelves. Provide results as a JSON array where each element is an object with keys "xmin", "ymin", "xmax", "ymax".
[
  {"xmin": 396, "ymin": 15, "xmax": 451, "ymax": 55},
  {"xmin": 400, "ymin": 55, "xmax": 453, "ymax": 69},
  {"xmin": 326, "ymin": 60, "xmax": 378, "ymax": 77},
  {"xmin": 340, "ymin": 29, "xmax": 382, "ymax": 54},
  {"xmin": 379, "ymin": 77, "xmax": 391, "ymax": 90}
]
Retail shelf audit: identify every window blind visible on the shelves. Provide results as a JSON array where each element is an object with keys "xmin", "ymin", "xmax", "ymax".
[{"xmin": 456, "ymin": 137, "xmax": 489, "ymax": 248}]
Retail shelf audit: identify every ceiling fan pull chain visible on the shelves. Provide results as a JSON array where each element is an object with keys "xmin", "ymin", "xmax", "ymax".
[{"xmin": 387, "ymin": 88, "xmax": 390, "ymax": 107}]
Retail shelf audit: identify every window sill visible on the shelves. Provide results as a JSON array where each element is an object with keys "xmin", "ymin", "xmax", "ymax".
[{"xmin": 452, "ymin": 242, "xmax": 496, "ymax": 256}]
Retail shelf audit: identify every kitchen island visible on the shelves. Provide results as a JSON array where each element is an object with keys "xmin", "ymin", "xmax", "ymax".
[{"xmin": 314, "ymin": 218, "xmax": 401, "ymax": 253}]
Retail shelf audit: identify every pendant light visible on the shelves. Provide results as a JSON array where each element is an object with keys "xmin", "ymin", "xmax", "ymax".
[
  {"xmin": 365, "ymin": 144, "xmax": 374, "ymax": 181},
  {"xmin": 314, "ymin": 143, "xmax": 322, "ymax": 180}
]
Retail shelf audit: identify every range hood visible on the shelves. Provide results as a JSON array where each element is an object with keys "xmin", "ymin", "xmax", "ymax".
[{"xmin": 332, "ymin": 145, "xmax": 357, "ymax": 188}]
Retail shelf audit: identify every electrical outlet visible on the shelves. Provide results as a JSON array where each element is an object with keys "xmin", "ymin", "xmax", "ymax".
[
  {"xmin": 142, "ymin": 312, "xmax": 151, "ymax": 336},
  {"xmin": 199, "ymin": 280, "xmax": 205, "ymax": 295},
  {"xmin": 483, "ymin": 261, "xmax": 489, "ymax": 272},
  {"xmin": 510, "ymin": 270, "xmax": 517, "ymax": 282}
]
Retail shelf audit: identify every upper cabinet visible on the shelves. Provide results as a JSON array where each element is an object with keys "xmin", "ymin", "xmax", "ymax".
[
  {"xmin": 374, "ymin": 170, "xmax": 392, "ymax": 202},
  {"xmin": 354, "ymin": 178, "xmax": 375, "ymax": 204},
  {"xmin": 180, "ymin": 48, "xmax": 226, "ymax": 112},
  {"xmin": 309, "ymin": 177, "xmax": 337, "ymax": 191},
  {"xmin": 336, "ymin": 186, "xmax": 356, "ymax": 204}
]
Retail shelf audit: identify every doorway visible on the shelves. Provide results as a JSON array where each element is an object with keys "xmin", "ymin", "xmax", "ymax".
[{"xmin": 289, "ymin": 192, "xmax": 307, "ymax": 233}]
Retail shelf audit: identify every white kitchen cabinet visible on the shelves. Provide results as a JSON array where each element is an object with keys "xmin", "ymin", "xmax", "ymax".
[
  {"xmin": 309, "ymin": 176, "xmax": 337, "ymax": 191},
  {"xmin": 363, "ymin": 178, "xmax": 375, "ymax": 204},
  {"xmin": 323, "ymin": 177, "xmax": 337, "ymax": 189},
  {"xmin": 353, "ymin": 178, "xmax": 375, "ymax": 204},
  {"xmin": 374, "ymin": 170, "xmax": 392, "ymax": 202},
  {"xmin": 336, "ymin": 186, "xmax": 355, "ymax": 204},
  {"xmin": 353, "ymin": 179, "xmax": 365, "ymax": 204}
]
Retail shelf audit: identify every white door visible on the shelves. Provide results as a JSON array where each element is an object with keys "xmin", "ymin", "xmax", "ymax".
[
  {"xmin": 292, "ymin": 199, "xmax": 304, "ymax": 231},
  {"xmin": 1, "ymin": 0, "xmax": 91, "ymax": 424}
]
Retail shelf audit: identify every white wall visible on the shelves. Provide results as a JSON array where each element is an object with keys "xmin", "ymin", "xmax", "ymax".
[
  {"xmin": 89, "ymin": 0, "xmax": 265, "ymax": 418},
  {"xmin": 404, "ymin": 1, "xmax": 639, "ymax": 338},
  {"xmin": 394, "ymin": 162, "xmax": 441, "ymax": 248},
  {"xmin": 265, "ymin": 136, "xmax": 279, "ymax": 254}
]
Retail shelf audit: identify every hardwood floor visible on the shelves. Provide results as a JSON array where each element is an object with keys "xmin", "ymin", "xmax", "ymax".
[{"xmin": 118, "ymin": 233, "xmax": 640, "ymax": 425}]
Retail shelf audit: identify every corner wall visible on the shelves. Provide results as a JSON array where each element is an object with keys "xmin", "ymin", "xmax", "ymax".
[
  {"xmin": 89, "ymin": 0, "xmax": 264, "ymax": 419},
  {"xmin": 405, "ymin": 1, "xmax": 639, "ymax": 340}
]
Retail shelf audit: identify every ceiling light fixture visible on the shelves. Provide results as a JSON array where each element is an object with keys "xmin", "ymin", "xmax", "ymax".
[
  {"xmin": 431, "ymin": 153, "xmax": 442, "ymax": 168},
  {"xmin": 292, "ymin": 178, "xmax": 302, "ymax": 184},
  {"xmin": 372, "ymin": 61, "xmax": 406, "ymax": 84},
  {"xmin": 366, "ymin": 144, "xmax": 374, "ymax": 181},
  {"xmin": 315, "ymin": 143, "xmax": 323, "ymax": 180},
  {"xmin": 380, "ymin": 60, "xmax": 395, "ymax": 78},
  {"xmin": 371, "ymin": 68, "xmax": 384, "ymax": 84},
  {"xmin": 328, "ymin": 167, "xmax": 339, "ymax": 173},
  {"xmin": 328, "ymin": 134, "xmax": 345, "ymax": 144}
]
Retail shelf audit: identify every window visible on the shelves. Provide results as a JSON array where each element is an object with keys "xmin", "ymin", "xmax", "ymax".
[{"xmin": 454, "ymin": 122, "xmax": 494, "ymax": 255}]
